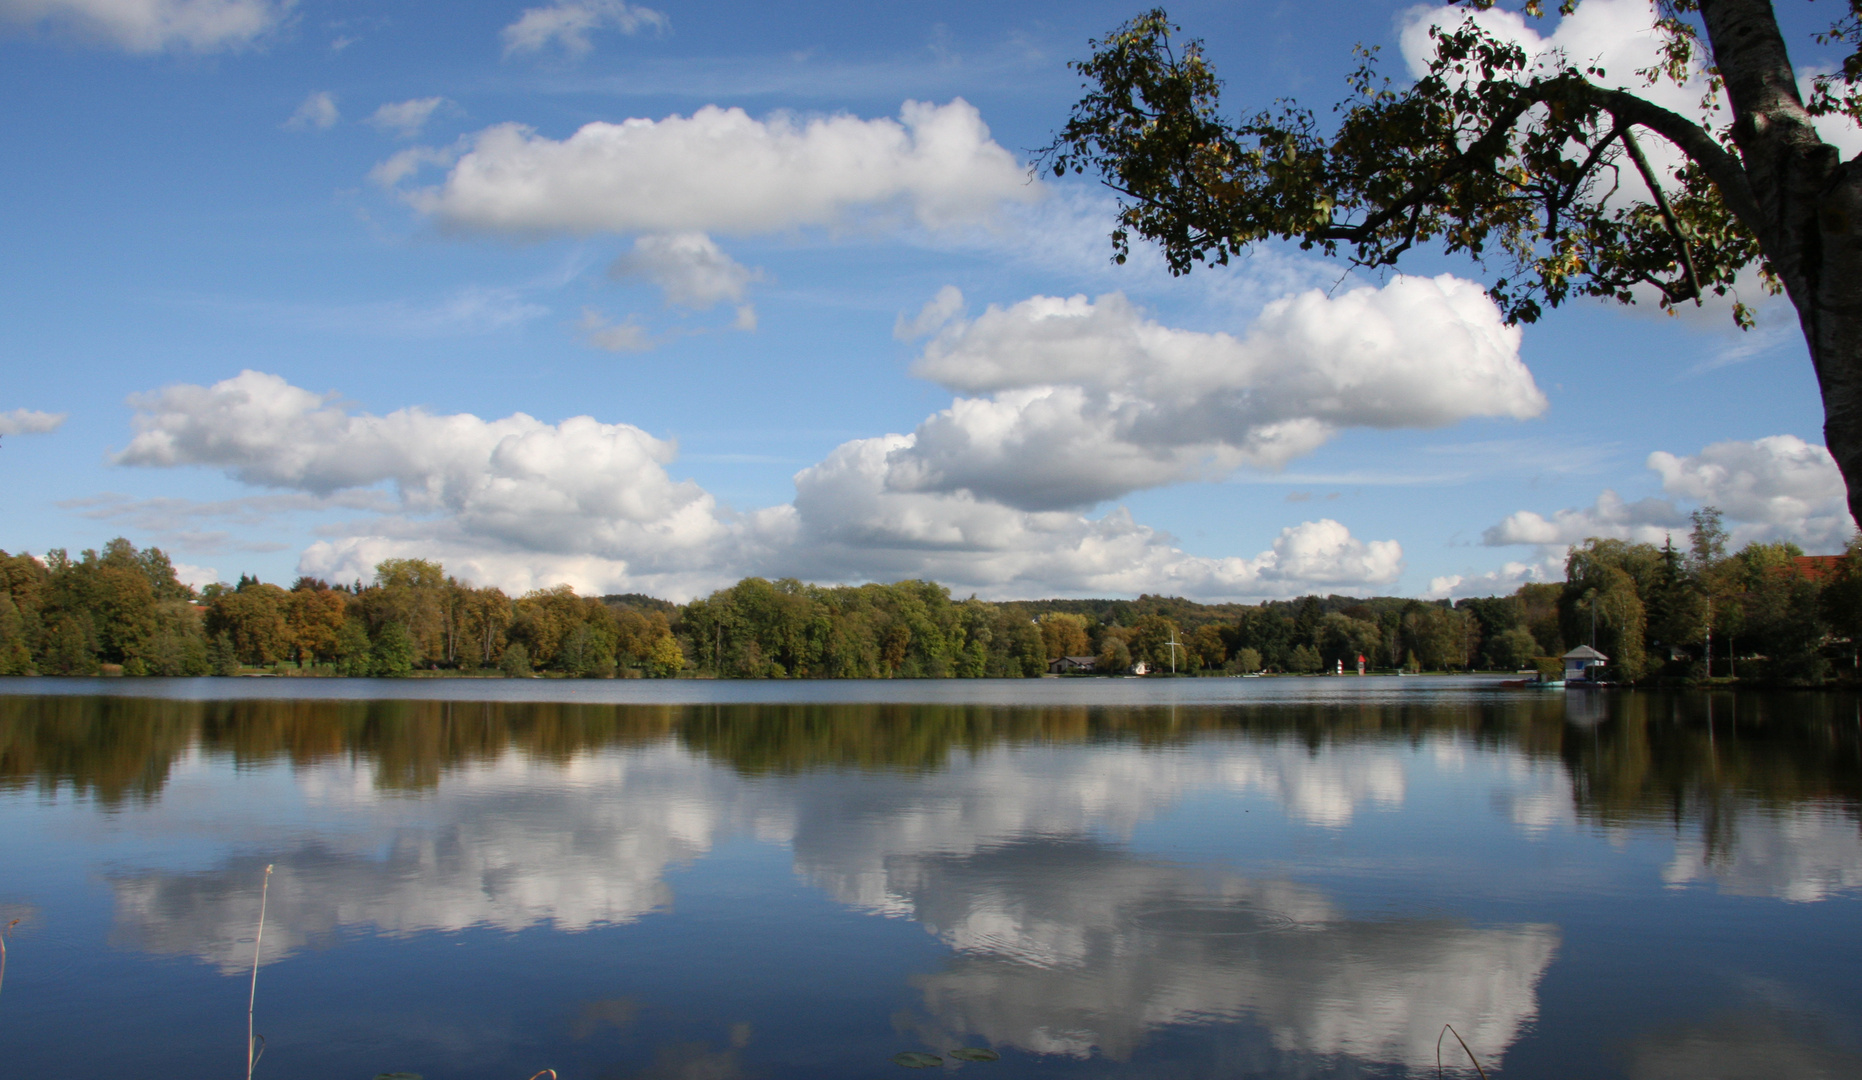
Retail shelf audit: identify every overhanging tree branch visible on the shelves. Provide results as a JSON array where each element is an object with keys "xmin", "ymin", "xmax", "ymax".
[
  {"xmin": 1049, "ymin": 4, "xmax": 1862, "ymax": 530},
  {"xmin": 1619, "ymin": 127, "xmax": 1704, "ymax": 301},
  {"xmin": 1584, "ymin": 84, "xmax": 1764, "ymax": 231}
]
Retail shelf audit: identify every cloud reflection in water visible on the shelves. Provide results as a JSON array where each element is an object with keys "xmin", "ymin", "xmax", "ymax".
[
  {"xmin": 1662, "ymin": 807, "xmax": 1862, "ymax": 902},
  {"xmin": 113, "ymin": 745, "xmax": 745, "ymax": 971},
  {"xmin": 83, "ymin": 706, "xmax": 1860, "ymax": 1076},
  {"xmin": 884, "ymin": 839, "xmax": 1556, "ymax": 1070},
  {"xmin": 100, "ymin": 735, "xmax": 1563, "ymax": 1072}
]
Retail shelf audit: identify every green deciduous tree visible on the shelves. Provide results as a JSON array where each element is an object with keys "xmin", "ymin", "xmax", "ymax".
[
  {"xmin": 0, "ymin": 551, "xmax": 48, "ymax": 668},
  {"xmin": 1039, "ymin": 612, "xmax": 1093, "ymax": 660},
  {"xmin": 1515, "ymin": 581, "xmax": 1566, "ymax": 655},
  {"xmin": 369, "ymin": 622, "xmax": 417, "ymax": 677},
  {"xmin": 1049, "ymin": 1, "xmax": 1862, "ymax": 529},
  {"xmin": 1562, "ymin": 539, "xmax": 1654, "ymax": 679},
  {"xmin": 499, "ymin": 641, "xmax": 532, "ymax": 677},
  {"xmin": 559, "ymin": 622, "xmax": 610, "ymax": 677},
  {"xmin": 1097, "ymin": 630, "xmax": 1135, "ymax": 673},
  {"xmin": 1727, "ymin": 538, "xmax": 1830, "ymax": 681},
  {"xmin": 1130, "ymin": 614, "xmax": 1185, "ymax": 670},
  {"xmin": 362, "ymin": 558, "xmax": 447, "ymax": 667},
  {"xmin": 456, "ymin": 585, "xmax": 513, "ymax": 670},
  {"xmin": 33, "ymin": 541, "xmax": 170, "ymax": 669},
  {"xmin": 1189, "ymin": 623, "xmax": 1228, "ymax": 669},
  {"xmin": 23, "ymin": 541, "xmax": 201, "ymax": 673},
  {"xmin": 509, "ymin": 585, "xmax": 579, "ymax": 670},
  {"xmin": 1402, "ymin": 603, "xmax": 1472, "ymax": 670},
  {"xmin": 139, "ymin": 602, "xmax": 210, "ymax": 676},
  {"xmin": 0, "ymin": 593, "xmax": 33, "ymax": 675},
  {"xmin": 39, "ymin": 613, "xmax": 97, "ymax": 675},
  {"xmin": 1488, "ymin": 625, "xmax": 1542, "ymax": 669},
  {"xmin": 1230, "ymin": 606, "xmax": 1293, "ymax": 670},
  {"xmin": 205, "ymin": 581, "xmax": 291, "ymax": 666},
  {"xmin": 209, "ymin": 632, "xmax": 241, "ymax": 677},
  {"xmin": 1318, "ymin": 611, "xmax": 1384, "ymax": 670},
  {"xmin": 333, "ymin": 616, "xmax": 372, "ymax": 676},
  {"xmin": 646, "ymin": 632, "xmax": 687, "ymax": 678},
  {"xmin": 1822, "ymin": 534, "xmax": 1862, "ymax": 673},
  {"xmin": 286, "ymin": 579, "xmax": 349, "ymax": 666},
  {"xmin": 987, "ymin": 607, "xmax": 1047, "ymax": 677}
]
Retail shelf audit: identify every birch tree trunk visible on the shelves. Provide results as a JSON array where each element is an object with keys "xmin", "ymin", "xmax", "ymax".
[{"xmin": 1701, "ymin": 0, "xmax": 1862, "ymax": 529}]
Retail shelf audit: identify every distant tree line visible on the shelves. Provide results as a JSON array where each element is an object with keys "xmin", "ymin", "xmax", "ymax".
[
  {"xmin": 0, "ymin": 542, "xmax": 682, "ymax": 678},
  {"xmin": 1202, "ymin": 509, "xmax": 1860, "ymax": 685},
  {"xmin": 0, "ymin": 509, "xmax": 1856, "ymax": 683}
]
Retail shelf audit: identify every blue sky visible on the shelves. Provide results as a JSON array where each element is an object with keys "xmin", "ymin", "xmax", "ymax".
[{"xmin": 0, "ymin": 0, "xmax": 1852, "ymax": 601}]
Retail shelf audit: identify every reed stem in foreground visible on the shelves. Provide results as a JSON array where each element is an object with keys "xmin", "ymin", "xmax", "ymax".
[
  {"xmin": 248, "ymin": 865, "xmax": 274, "ymax": 1080},
  {"xmin": 1435, "ymin": 1023, "xmax": 1488, "ymax": 1080}
]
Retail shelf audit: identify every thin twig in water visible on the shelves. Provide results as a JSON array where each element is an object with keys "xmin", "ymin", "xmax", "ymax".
[
  {"xmin": 1436, "ymin": 1024, "xmax": 1488, "ymax": 1080},
  {"xmin": 0, "ymin": 917, "xmax": 19, "ymax": 998},
  {"xmin": 248, "ymin": 865, "xmax": 274, "ymax": 1080}
]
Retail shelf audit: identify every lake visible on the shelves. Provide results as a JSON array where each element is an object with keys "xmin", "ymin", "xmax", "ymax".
[{"xmin": 1, "ymin": 677, "xmax": 1858, "ymax": 1079}]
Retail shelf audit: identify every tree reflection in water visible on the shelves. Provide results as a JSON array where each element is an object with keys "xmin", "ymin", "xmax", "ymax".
[{"xmin": 4, "ymin": 690, "xmax": 1857, "ymax": 816}]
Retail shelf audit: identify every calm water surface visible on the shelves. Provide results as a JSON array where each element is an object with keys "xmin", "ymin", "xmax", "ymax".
[{"xmin": 1, "ymin": 678, "xmax": 1858, "ymax": 1079}]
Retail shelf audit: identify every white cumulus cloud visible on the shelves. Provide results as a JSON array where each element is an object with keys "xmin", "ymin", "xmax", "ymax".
[
  {"xmin": 115, "ymin": 267, "xmax": 1537, "ymax": 599},
  {"xmin": 114, "ymin": 370, "xmax": 733, "ymax": 596},
  {"xmin": 386, "ymin": 99, "xmax": 1036, "ymax": 236},
  {"xmin": 775, "ymin": 431, "xmax": 1402, "ymax": 598},
  {"xmin": 0, "ymin": 0, "xmax": 289, "ymax": 53},
  {"xmin": 113, "ymin": 370, "xmax": 1406, "ymax": 601},
  {"xmin": 283, "ymin": 90, "xmax": 337, "ymax": 131},
  {"xmin": 1485, "ymin": 435, "xmax": 1852, "ymax": 553},
  {"xmin": 1426, "ymin": 556, "xmax": 1564, "ymax": 602},
  {"xmin": 0, "ymin": 407, "xmax": 68, "ymax": 436},
  {"xmin": 170, "ymin": 561, "xmax": 220, "ymax": 589},
  {"xmin": 1646, "ymin": 435, "xmax": 1850, "ymax": 546},
  {"xmin": 610, "ymin": 232, "xmax": 763, "ymax": 309},
  {"xmin": 500, "ymin": 0, "xmax": 666, "ymax": 59},
  {"xmin": 890, "ymin": 275, "xmax": 1545, "ymax": 510},
  {"xmin": 1483, "ymin": 488, "xmax": 1689, "ymax": 548}
]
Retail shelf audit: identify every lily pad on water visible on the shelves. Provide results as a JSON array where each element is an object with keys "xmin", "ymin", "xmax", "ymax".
[
  {"xmin": 893, "ymin": 1052, "xmax": 943, "ymax": 1068},
  {"xmin": 948, "ymin": 1048, "xmax": 1000, "ymax": 1062}
]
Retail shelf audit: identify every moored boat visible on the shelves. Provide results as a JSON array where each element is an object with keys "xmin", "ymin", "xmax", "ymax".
[{"xmin": 1499, "ymin": 669, "xmax": 1565, "ymax": 689}]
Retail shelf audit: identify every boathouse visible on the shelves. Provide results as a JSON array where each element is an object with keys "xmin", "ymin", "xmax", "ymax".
[{"xmin": 1562, "ymin": 645, "xmax": 1608, "ymax": 682}]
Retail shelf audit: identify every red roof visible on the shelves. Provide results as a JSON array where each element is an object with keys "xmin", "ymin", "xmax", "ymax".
[{"xmin": 1793, "ymin": 555, "xmax": 1843, "ymax": 582}]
